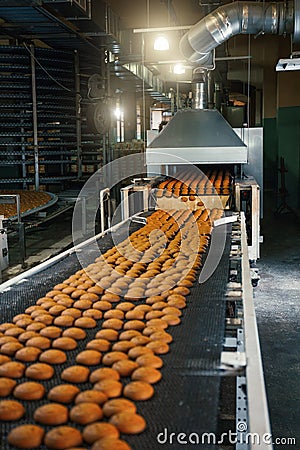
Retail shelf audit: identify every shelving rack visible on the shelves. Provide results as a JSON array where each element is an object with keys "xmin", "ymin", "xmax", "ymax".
[{"xmin": 0, "ymin": 45, "xmax": 79, "ymax": 191}]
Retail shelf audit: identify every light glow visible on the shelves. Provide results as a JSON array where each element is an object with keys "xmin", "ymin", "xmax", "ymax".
[
  {"xmin": 154, "ymin": 36, "xmax": 170, "ymax": 51},
  {"xmin": 173, "ymin": 63, "xmax": 185, "ymax": 74}
]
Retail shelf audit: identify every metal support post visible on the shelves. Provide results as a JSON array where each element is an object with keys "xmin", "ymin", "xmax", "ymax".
[
  {"xmin": 30, "ymin": 45, "xmax": 39, "ymax": 191},
  {"xmin": 75, "ymin": 50, "xmax": 82, "ymax": 179}
]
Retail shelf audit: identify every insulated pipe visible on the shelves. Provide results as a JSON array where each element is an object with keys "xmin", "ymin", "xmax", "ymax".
[{"xmin": 180, "ymin": 1, "xmax": 295, "ymax": 67}]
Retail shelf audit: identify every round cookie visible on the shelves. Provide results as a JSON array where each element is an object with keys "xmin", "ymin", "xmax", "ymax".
[
  {"xmin": 146, "ymin": 341, "xmax": 169, "ymax": 354},
  {"xmin": 112, "ymin": 360, "xmax": 139, "ymax": 377},
  {"xmin": 76, "ymin": 350, "xmax": 102, "ymax": 366},
  {"xmin": 48, "ymin": 384, "xmax": 80, "ymax": 403},
  {"xmin": 75, "ymin": 390, "xmax": 108, "ymax": 405},
  {"xmin": 15, "ymin": 346, "xmax": 42, "ymax": 362},
  {"xmin": 90, "ymin": 367, "xmax": 120, "ymax": 384},
  {"xmin": 102, "ymin": 398, "xmax": 136, "ymax": 417},
  {"xmin": 62, "ymin": 327, "xmax": 87, "ymax": 340},
  {"xmin": 130, "ymin": 336, "xmax": 151, "ymax": 346},
  {"xmin": 123, "ymin": 320, "xmax": 145, "ymax": 331},
  {"xmin": 112, "ymin": 341, "xmax": 135, "ymax": 353},
  {"xmin": 74, "ymin": 317, "xmax": 97, "ymax": 328},
  {"xmin": 118, "ymin": 330, "xmax": 141, "ymax": 341},
  {"xmin": 25, "ymin": 363, "xmax": 54, "ymax": 380},
  {"xmin": 83, "ymin": 309, "xmax": 103, "ymax": 320},
  {"xmin": 52, "ymin": 337, "xmax": 78, "ymax": 351},
  {"xmin": 95, "ymin": 329, "xmax": 118, "ymax": 341},
  {"xmin": 94, "ymin": 379, "xmax": 123, "ymax": 398},
  {"xmin": 70, "ymin": 402, "xmax": 103, "ymax": 424},
  {"xmin": 61, "ymin": 365, "xmax": 90, "ymax": 383},
  {"xmin": 131, "ymin": 367, "xmax": 162, "ymax": 384},
  {"xmin": 61, "ymin": 308, "xmax": 81, "ymax": 319},
  {"xmin": 0, "ymin": 361, "xmax": 25, "ymax": 378},
  {"xmin": 102, "ymin": 351, "xmax": 128, "ymax": 366},
  {"xmin": 103, "ymin": 310, "xmax": 124, "ymax": 320},
  {"xmin": 40, "ymin": 326, "xmax": 62, "ymax": 339},
  {"xmin": 91, "ymin": 438, "xmax": 131, "ymax": 450},
  {"xmin": 86, "ymin": 339, "xmax": 111, "ymax": 352},
  {"xmin": 83, "ymin": 422, "xmax": 119, "ymax": 445},
  {"xmin": 0, "ymin": 399, "xmax": 25, "ymax": 420},
  {"xmin": 34, "ymin": 403, "xmax": 68, "ymax": 425},
  {"xmin": 150, "ymin": 331, "xmax": 173, "ymax": 343},
  {"xmin": 110, "ymin": 411, "xmax": 146, "ymax": 434},
  {"xmin": 123, "ymin": 381, "xmax": 154, "ymax": 401},
  {"xmin": 39, "ymin": 349, "xmax": 67, "ymax": 364},
  {"xmin": 102, "ymin": 319, "xmax": 123, "ymax": 331},
  {"xmin": 0, "ymin": 355, "xmax": 12, "ymax": 365},
  {"xmin": 53, "ymin": 315, "xmax": 75, "ymax": 327},
  {"xmin": 25, "ymin": 336, "xmax": 51, "ymax": 350},
  {"xmin": 0, "ymin": 341, "xmax": 23, "ymax": 356},
  {"xmin": 127, "ymin": 346, "xmax": 153, "ymax": 360},
  {"xmin": 0, "ymin": 377, "xmax": 17, "ymax": 397},
  {"xmin": 44, "ymin": 426, "xmax": 83, "ymax": 449},
  {"xmin": 8, "ymin": 424, "xmax": 44, "ymax": 449},
  {"xmin": 13, "ymin": 382, "xmax": 45, "ymax": 400},
  {"xmin": 136, "ymin": 353, "xmax": 163, "ymax": 369}
]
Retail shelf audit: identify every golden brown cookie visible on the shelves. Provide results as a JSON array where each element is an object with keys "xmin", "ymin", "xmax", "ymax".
[
  {"xmin": 25, "ymin": 336, "xmax": 51, "ymax": 350},
  {"xmin": 112, "ymin": 341, "xmax": 136, "ymax": 353},
  {"xmin": 73, "ymin": 299, "xmax": 92, "ymax": 310},
  {"xmin": 91, "ymin": 437, "xmax": 131, "ymax": 450},
  {"xmin": 83, "ymin": 309, "xmax": 103, "ymax": 320},
  {"xmin": 52, "ymin": 337, "xmax": 78, "ymax": 351},
  {"xmin": 127, "ymin": 346, "xmax": 153, "ymax": 359},
  {"xmin": 18, "ymin": 331, "xmax": 39, "ymax": 343},
  {"xmin": 0, "ymin": 355, "xmax": 12, "ymax": 365},
  {"xmin": 25, "ymin": 362, "xmax": 54, "ymax": 380},
  {"xmin": 61, "ymin": 365, "xmax": 90, "ymax": 383},
  {"xmin": 146, "ymin": 340, "xmax": 169, "ymax": 354},
  {"xmin": 103, "ymin": 310, "xmax": 124, "ymax": 320},
  {"xmin": 13, "ymin": 381, "xmax": 45, "ymax": 400},
  {"xmin": 26, "ymin": 322, "xmax": 46, "ymax": 331},
  {"xmin": 102, "ymin": 318, "xmax": 123, "ymax": 331},
  {"xmin": 89, "ymin": 367, "xmax": 120, "ymax": 384},
  {"xmin": 61, "ymin": 308, "xmax": 81, "ymax": 319},
  {"xmin": 48, "ymin": 384, "xmax": 80, "ymax": 403},
  {"xmin": 95, "ymin": 329, "xmax": 119, "ymax": 341},
  {"xmin": 75, "ymin": 390, "xmax": 108, "ymax": 405},
  {"xmin": 0, "ymin": 341, "xmax": 23, "ymax": 356},
  {"xmin": 44, "ymin": 426, "xmax": 83, "ymax": 449},
  {"xmin": 39, "ymin": 349, "xmax": 67, "ymax": 364},
  {"xmin": 162, "ymin": 306, "xmax": 182, "ymax": 316},
  {"xmin": 83, "ymin": 422, "xmax": 119, "ymax": 445},
  {"xmin": 8, "ymin": 424, "xmax": 44, "ymax": 449},
  {"xmin": 76, "ymin": 350, "xmax": 102, "ymax": 366},
  {"xmin": 123, "ymin": 320, "xmax": 145, "ymax": 331},
  {"xmin": 94, "ymin": 379, "xmax": 123, "ymax": 398},
  {"xmin": 15, "ymin": 346, "xmax": 42, "ymax": 362},
  {"xmin": 86, "ymin": 339, "xmax": 111, "ymax": 352},
  {"xmin": 110, "ymin": 411, "xmax": 146, "ymax": 434},
  {"xmin": 70, "ymin": 402, "xmax": 103, "ymax": 424},
  {"xmin": 135, "ymin": 353, "xmax": 163, "ymax": 369},
  {"xmin": 0, "ymin": 361, "xmax": 25, "ymax": 378},
  {"xmin": 150, "ymin": 331, "xmax": 173, "ymax": 343},
  {"xmin": 62, "ymin": 327, "xmax": 87, "ymax": 340},
  {"xmin": 0, "ymin": 399, "xmax": 25, "ymax": 420},
  {"xmin": 112, "ymin": 360, "xmax": 139, "ymax": 377},
  {"xmin": 131, "ymin": 366, "xmax": 162, "ymax": 384},
  {"xmin": 102, "ymin": 398, "xmax": 136, "ymax": 417},
  {"xmin": 0, "ymin": 377, "xmax": 17, "ymax": 397},
  {"xmin": 74, "ymin": 317, "xmax": 97, "ymax": 329},
  {"xmin": 123, "ymin": 381, "xmax": 154, "ymax": 401},
  {"xmin": 130, "ymin": 336, "xmax": 151, "ymax": 346},
  {"xmin": 93, "ymin": 300, "xmax": 112, "ymax": 311},
  {"xmin": 53, "ymin": 315, "xmax": 75, "ymax": 327},
  {"xmin": 34, "ymin": 403, "xmax": 68, "ymax": 425},
  {"xmin": 118, "ymin": 330, "xmax": 141, "ymax": 341},
  {"xmin": 115, "ymin": 302, "xmax": 135, "ymax": 312},
  {"xmin": 40, "ymin": 326, "xmax": 62, "ymax": 339},
  {"xmin": 102, "ymin": 351, "xmax": 128, "ymax": 366},
  {"xmin": 4, "ymin": 326, "xmax": 25, "ymax": 337}
]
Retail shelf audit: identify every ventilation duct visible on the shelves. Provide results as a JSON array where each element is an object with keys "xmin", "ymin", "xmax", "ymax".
[{"xmin": 180, "ymin": 0, "xmax": 299, "ymax": 67}]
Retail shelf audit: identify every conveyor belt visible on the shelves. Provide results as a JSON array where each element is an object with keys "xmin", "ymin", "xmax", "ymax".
[{"xmin": 0, "ymin": 218, "xmax": 232, "ymax": 450}]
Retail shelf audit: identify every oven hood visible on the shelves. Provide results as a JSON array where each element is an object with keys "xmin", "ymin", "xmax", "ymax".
[{"xmin": 146, "ymin": 109, "xmax": 248, "ymax": 165}]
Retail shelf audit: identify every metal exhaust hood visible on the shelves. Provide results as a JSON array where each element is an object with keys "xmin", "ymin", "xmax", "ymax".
[{"xmin": 147, "ymin": 109, "xmax": 248, "ymax": 165}]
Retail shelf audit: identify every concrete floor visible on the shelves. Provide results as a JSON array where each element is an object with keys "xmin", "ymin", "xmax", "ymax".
[{"xmin": 254, "ymin": 202, "xmax": 300, "ymax": 448}]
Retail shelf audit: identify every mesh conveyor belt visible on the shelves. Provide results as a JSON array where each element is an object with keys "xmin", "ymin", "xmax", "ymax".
[{"xmin": 0, "ymin": 219, "xmax": 232, "ymax": 450}]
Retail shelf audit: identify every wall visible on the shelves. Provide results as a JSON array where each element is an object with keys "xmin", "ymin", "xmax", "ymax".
[{"xmin": 228, "ymin": 35, "xmax": 300, "ymax": 210}]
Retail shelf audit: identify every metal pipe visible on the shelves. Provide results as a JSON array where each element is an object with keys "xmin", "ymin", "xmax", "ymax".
[
  {"xmin": 100, "ymin": 188, "xmax": 110, "ymax": 234},
  {"xmin": 180, "ymin": 1, "xmax": 295, "ymax": 67}
]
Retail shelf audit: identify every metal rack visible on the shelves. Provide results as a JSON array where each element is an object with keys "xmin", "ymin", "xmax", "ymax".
[{"xmin": 0, "ymin": 45, "xmax": 78, "ymax": 190}]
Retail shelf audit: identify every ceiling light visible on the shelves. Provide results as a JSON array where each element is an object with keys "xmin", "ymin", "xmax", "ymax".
[
  {"xmin": 173, "ymin": 63, "xmax": 186, "ymax": 74},
  {"xmin": 154, "ymin": 36, "xmax": 169, "ymax": 51}
]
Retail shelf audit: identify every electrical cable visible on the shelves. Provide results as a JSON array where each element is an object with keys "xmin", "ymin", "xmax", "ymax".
[{"xmin": 23, "ymin": 42, "xmax": 74, "ymax": 93}]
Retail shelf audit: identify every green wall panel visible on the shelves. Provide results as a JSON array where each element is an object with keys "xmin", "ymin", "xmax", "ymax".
[
  {"xmin": 263, "ymin": 118, "xmax": 278, "ymax": 191},
  {"xmin": 277, "ymin": 107, "xmax": 300, "ymax": 210}
]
